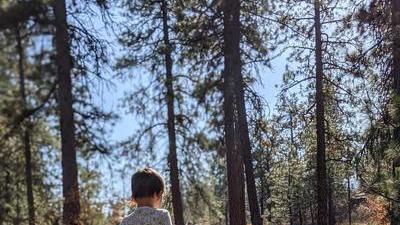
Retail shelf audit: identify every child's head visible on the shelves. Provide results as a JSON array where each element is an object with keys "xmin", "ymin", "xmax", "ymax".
[{"xmin": 131, "ymin": 168, "xmax": 165, "ymax": 208}]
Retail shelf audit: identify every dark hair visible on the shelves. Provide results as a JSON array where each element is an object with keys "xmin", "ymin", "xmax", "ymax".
[{"xmin": 131, "ymin": 168, "xmax": 165, "ymax": 199}]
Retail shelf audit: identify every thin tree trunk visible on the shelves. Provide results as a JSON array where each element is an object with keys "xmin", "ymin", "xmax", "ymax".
[
  {"xmin": 347, "ymin": 176, "xmax": 352, "ymax": 225},
  {"xmin": 53, "ymin": 1, "xmax": 80, "ymax": 224},
  {"xmin": 260, "ymin": 176, "xmax": 265, "ymax": 214},
  {"xmin": 314, "ymin": 0, "xmax": 328, "ymax": 224},
  {"xmin": 328, "ymin": 175, "xmax": 335, "ymax": 225},
  {"xmin": 392, "ymin": 1, "xmax": 400, "ymax": 224},
  {"xmin": 15, "ymin": 25, "xmax": 35, "ymax": 225},
  {"xmin": 288, "ymin": 114, "xmax": 295, "ymax": 225},
  {"xmin": 299, "ymin": 206, "xmax": 303, "ymax": 225},
  {"xmin": 15, "ymin": 169, "xmax": 21, "ymax": 225},
  {"xmin": 160, "ymin": 1, "xmax": 185, "ymax": 225},
  {"xmin": 222, "ymin": 0, "xmax": 246, "ymax": 224},
  {"xmin": 265, "ymin": 153, "xmax": 272, "ymax": 224},
  {"xmin": 288, "ymin": 158, "xmax": 293, "ymax": 225},
  {"xmin": 310, "ymin": 201, "xmax": 315, "ymax": 225}
]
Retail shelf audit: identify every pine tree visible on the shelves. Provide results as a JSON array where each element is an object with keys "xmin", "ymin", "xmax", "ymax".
[
  {"xmin": 117, "ymin": 0, "xmax": 185, "ymax": 224},
  {"xmin": 313, "ymin": 1, "xmax": 328, "ymax": 223},
  {"xmin": 15, "ymin": 24, "xmax": 35, "ymax": 225},
  {"xmin": 53, "ymin": 0, "xmax": 81, "ymax": 224}
]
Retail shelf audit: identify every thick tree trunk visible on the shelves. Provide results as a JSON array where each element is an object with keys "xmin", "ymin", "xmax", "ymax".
[
  {"xmin": 53, "ymin": 1, "xmax": 80, "ymax": 224},
  {"xmin": 222, "ymin": 0, "xmax": 246, "ymax": 224},
  {"xmin": 15, "ymin": 26, "xmax": 35, "ymax": 225},
  {"xmin": 314, "ymin": 1, "xmax": 328, "ymax": 224},
  {"xmin": 224, "ymin": 0, "xmax": 262, "ymax": 223},
  {"xmin": 232, "ymin": 15, "xmax": 263, "ymax": 225},
  {"xmin": 160, "ymin": 1, "xmax": 185, "ymax": 225},
  {"xmin": 392, "ymin": 1, "xmax": 400, "ymax": 224},
  {"xmin": 234, "ymin": 68, "xmax": 263, "ymax": 225}
]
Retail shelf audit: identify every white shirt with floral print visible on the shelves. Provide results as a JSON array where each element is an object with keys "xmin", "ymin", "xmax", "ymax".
[{"xmin": 120, "ymin": 207, "xmax": 173, "ymax": 225}]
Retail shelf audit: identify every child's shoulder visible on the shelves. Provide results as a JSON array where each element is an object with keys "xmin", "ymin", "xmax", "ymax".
[
  {"xmin": 155, "ymin": 208, "xmax": 169, "ymax": 214},
  {"xmin": 151, "ymin": 208, "xmax": 171, "ymax": 220},
  {"xmin": 121, "ymin": 207, "xmax": 171, "ymax": 225}
]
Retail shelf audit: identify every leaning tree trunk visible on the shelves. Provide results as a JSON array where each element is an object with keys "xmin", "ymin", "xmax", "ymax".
[
  {"xmin": 222, "ymin": 0, "xmax": 246, "ymax": 224},
  {"xmin": 160, "ymin": 1, "xmax": 185, "ymax": 225},
  {"xmin": 15, "ymin": 25, "xmax": 35, "ymax": 225},
  {"xmin": 314, "ymin": 0, "xmax": 328, "ymax": 224},
  {"xmin": 391, "ymin": 0, "xmax": 400, "ymax": 224},
  {"xmin": 53, "ymin": 1, "xmax": 80, "ymax": 225}
]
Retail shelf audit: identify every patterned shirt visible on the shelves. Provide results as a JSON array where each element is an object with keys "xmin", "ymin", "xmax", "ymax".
[{"xmin": 120, "ymin": 207, "xmax": 173, "ymax": 225}]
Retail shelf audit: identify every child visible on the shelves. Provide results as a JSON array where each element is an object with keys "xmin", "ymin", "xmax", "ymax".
[{"xmin": 120, "ymin": 168, "xmax": 173, "ymax": 225}]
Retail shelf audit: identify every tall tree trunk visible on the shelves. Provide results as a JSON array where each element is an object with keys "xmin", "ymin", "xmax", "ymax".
[
  {"xmin": 233, "ymin": 23, "xmax": 263, "ymax": 225},
  {"xmin": 288, "ymin": 114, "xmax": 295, "ymax": 225},
  {"xmin": 392, "ymin": 1, "xmax": 400, "ymax": 224},
  {"xmin": 15, "ymin": 25, "xmax": 35, "ymax": 225},
  {"xmin": 53, "ymin": 1, "xmax": 80, "ymax": 224},
  {"xmin": 314, "ymin": 1, "xmax": 328, "ymax": 224},
  {"xmin": 222, "ymin": 0, "xmax": 246, "ymax": 224},
  {"xmin": 160, "ymin": 1, "xmax": 185, "ymax": 225},
  {"xmin": 225, "ymin": 0, "xmax": 262, "ymax": 223}
]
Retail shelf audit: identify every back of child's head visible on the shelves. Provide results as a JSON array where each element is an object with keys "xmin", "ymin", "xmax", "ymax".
[{"xmin": 131, "ymin": 168, "xmax": 165, "ymax": 199}]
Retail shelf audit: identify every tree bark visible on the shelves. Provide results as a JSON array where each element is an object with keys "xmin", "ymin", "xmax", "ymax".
[
  {"xmin": 224, "ymin": 0, "xmax": 263, "ymax": 223},
  {"xmin": 222, "ymin": 0, "xmax": 246, "ymax": 224},
  {"xmin": 314, "ymin": 0, "xmax": 328, "ymax": 224},
  {"xmin": 15, "ymin": 25, "xmax": 35, "ymax": 225},
  {"xmin": 53, "ymin": 1, "xmax": 80, "ymax": 224},
  {"xmin": 233, "ymin": 40, "xmax": 263, "ymax": 225},
  {"xmin": 160, "ymin": 1, "xmax": 185, "ymax": 225},
  {"xmin": 234, "ymin": 67, "xmax": 263, "ymax": 225}
]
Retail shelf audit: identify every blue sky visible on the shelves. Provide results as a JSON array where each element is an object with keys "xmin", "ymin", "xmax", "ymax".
[
  {"xmin": 81, "ymin": 5, "xmax": 288, "ymax": 208},
  {"xmin": 92, "ymin": 58, "xmax": 287, "ymax": 207}
]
